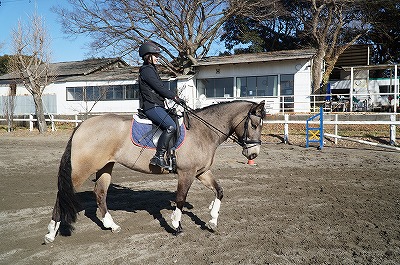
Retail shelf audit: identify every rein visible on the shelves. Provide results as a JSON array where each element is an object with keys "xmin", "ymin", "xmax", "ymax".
[{"xmin": 179, "ymin": 103, "xmax": 262, "ymax": 149}]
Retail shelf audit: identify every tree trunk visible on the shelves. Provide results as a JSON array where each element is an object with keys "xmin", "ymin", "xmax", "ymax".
[
  {"xmin": 311, "ymin": 48, "xmax": 325, "ymax": 94},
  {"xmin": 33, "ymin": 93, "xmax": 47, "ymax": 133}
]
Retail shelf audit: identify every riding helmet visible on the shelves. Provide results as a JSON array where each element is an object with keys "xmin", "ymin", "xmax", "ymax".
[{"xmin": 139, "ymin": 42, "xmax": 161, "ymax": 57}]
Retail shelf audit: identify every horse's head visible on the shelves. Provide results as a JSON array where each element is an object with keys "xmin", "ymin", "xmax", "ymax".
[{"xmin": 236, "ymin": 100, "xmax": 266, "ymax": 160}]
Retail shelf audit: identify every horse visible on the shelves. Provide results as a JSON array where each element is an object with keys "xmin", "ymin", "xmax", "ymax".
[{"xmin": 44, "ymin": 100, "xmax": 266, "ymax": 243}]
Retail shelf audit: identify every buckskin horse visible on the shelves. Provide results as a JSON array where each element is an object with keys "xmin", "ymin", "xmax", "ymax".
[{"xmin": 44, "ymin": 100, "xmax": 266, "ymax": 243}]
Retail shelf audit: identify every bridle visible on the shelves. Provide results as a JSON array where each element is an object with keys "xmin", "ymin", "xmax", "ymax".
[{"xmin": 238, "ymin": 111, "xmax": 263, "ymax": 148}]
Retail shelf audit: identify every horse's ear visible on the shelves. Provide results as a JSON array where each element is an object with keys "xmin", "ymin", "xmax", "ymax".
[{"xmin": 252, "ymin": 100, "xmax": 266, "ymax": 118}]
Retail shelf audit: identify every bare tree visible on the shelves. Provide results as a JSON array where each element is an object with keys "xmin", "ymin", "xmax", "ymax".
[
  {"xmin": 53, "ymin": 0, "xmax": 279, "ymax": 73},
  {"xmin": 2, "ymin": 83, "xmax": 16, "ymax": 132},
  {"xmin": 297, "ymin": 0, "xmax": 365, "ymax": 93},
  {"xmin": 9, "ymin": 12, "xmax": 56, "ymax": 133}
]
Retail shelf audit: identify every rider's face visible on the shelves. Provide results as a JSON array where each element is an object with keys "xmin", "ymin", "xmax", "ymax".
[{"xmin": 151, "ymin": 54, "xmax": 159, "ymax": 64}]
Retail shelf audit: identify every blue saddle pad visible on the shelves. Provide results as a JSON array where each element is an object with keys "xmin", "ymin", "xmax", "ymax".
[{"xmin": 130, "ymin": 117, "xmax": 186, "ymax": 149}]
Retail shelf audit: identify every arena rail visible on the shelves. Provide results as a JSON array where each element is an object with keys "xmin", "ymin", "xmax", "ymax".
[
  {"xmin": 1, "ymin": 113, "xmax": 399, "ymax": 148},
  {"xmin": 264, "ymin": 113, "xmax": 399, "ymax": 147}
]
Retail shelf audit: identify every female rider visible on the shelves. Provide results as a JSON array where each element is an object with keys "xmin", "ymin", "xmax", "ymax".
[{"xmin": 138, "ymin": 42, "xmax": 185, "ymax": 169}]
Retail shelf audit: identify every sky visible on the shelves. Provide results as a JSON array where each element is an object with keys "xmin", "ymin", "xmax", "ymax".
[{"xmin": 0, "ymin": 0, "xmax": 92, "ymax": 62}]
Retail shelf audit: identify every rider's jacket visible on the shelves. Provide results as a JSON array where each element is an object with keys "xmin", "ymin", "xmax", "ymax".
[{"xmin": 139, "ymin": 63, "xmax": 175, "ymax": 111}]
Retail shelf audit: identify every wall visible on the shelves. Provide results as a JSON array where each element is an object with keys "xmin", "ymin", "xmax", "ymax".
[{"xmin": 194, "ymin": 58, "xmax": 312, "ymax": 113}]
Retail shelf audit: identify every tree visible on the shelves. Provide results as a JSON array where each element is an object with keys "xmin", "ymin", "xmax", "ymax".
[
  {"xmin": 360, "ymin": 0, "xmax": 400, "ymax": 65},
  {"xmin": 223, "ymin": 0, "xmax": 368, "ymax": 94},
  {"xmin": 2, "ymin": 83, "xmax": 16, "ymax": 132},
  {"xmin": 0, "ymin": 55, "xmax": 10, "ymax": 75},
  {"xmin": 53, "ymin": 0, "xmax": 279, "ymax": 73},
  {"xmin": 9, "ymin": 13, "xmax": 56, "ymax": 133}
]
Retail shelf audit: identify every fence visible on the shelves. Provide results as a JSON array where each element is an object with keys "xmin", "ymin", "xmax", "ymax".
[
  {"xmin": 1, "ymin": 113, "xmax": 398, "ymax": 149},
  {"xmin": 0, "ymin": 114, "xmax": 83, "ymax": 131},
  {"xmin": 265, "ymin": 112, "xmax": 399, "ymax": 147}
]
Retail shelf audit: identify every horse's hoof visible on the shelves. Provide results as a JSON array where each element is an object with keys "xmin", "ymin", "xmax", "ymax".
[
  {"xmin": 173, "ymin": 223, "xmax": 183, "ymax": 236},
  {"xmin": 44, "ymin": 234, "xmax": 55, "ymax": 244},
  {"xmin": 208, "ymin": 219, "xmax": 218, "ymax": 231},
  {"xmin": 111, "ymin": 225, "xmax": 121, "ymax": 233}
]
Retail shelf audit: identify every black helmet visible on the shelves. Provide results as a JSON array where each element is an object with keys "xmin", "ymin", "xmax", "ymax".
[{"xmin": 139, "ymin": 42, "xmax": 161, "ymax": 57}]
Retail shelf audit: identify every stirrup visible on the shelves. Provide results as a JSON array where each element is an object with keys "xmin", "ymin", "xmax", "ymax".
[{"xmin": 150, "ymin": 156, "xmax": 169, "ymax": 169}]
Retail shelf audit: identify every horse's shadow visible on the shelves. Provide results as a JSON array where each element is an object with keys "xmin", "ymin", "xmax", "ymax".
[{"xmin": 75, "ymin": 183, "xmax": 211, "ymax": 234}]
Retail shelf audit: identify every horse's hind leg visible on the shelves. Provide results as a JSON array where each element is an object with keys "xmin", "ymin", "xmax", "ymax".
[
  {"xmin": 197, "ymin": 170, "xmax": 224, "ymax": 230},
  {"xmin": 94, "ymin": 162, "xmax": 121, "ymax": 233}
]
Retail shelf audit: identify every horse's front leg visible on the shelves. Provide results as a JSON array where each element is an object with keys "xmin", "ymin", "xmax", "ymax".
[
  {"xmin": 171, "ymin": 170, "xmax": 195, "ymax": 234},
  {"xmin": 94, "ymin": 163, "xmax": 121, "ymax": 233},
  {"xmin": 198, "ymin": 170, "xmax": 224, "ymax": 230}
]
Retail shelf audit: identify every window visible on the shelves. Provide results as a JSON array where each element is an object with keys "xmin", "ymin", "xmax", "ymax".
[
  {"xmin": 66, "ymin": 87, "xmax": 83, "ymax": 101},
  {"xmin": 280, "ymin": 74, "xmax": 294, "ymax": 96},
  {"xmin": 66, "ymin": 81, "xmax": 177, "ymax": 101},
  {"xmin": 196, "ymin": 78, "xmax": 234, "ymax": 98},
  {"xmin": 85, "ymin": 86, "xmax": 102, "ymax": 101},
  {"xmin": 237, "ymin": 75, "xmax": 277, "ymax": 97},
  {"xmin": 379, "ymin": 85, "xmax": 392, "ymax": 94},
  {"xmin": 125, "ymin": 84, "xmax": 139, "ymax": 99},
  {"xmin": 163, "ymin": 80, "xmax": 178, "ymax": 94},
  {"xmin": 105, "ymin": 85, "xmax": 124, "ymax": 100},
  {"xmin": 280, "ymin": 74, "xmax": 294, "ymax": 111}
]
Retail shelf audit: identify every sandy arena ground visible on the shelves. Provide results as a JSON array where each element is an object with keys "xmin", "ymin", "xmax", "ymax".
[{"xmin": 0, "ymin": 130, "xmax": 399, "ymax": 264}]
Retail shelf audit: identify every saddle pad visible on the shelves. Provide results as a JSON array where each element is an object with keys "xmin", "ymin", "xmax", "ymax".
[{"xmin": 130, "ymin": 118, "xmax": 186, "ymax": 149}]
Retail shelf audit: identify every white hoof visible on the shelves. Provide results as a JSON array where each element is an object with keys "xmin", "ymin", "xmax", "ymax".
[
  {"xmin": 111, "ymin": 224, "xmax": 121, "ymax": 233},
  {"xmin": 103, "ymin": 212, "xmax": 120, "ymax": 232},
  {"xmin": 44, "ymin": 233, "xmax": 55, "ymax": 244},
  {"xmin": 44, "ymin": 220, "xmax": 60, "ymax": 244},
  {"xmin": 171, "ymin": 208, "xmax": 182, "ymax": 229},
  {"xmin": 208, "ymin": 218, "xmax": 218, "ymax": 230}
]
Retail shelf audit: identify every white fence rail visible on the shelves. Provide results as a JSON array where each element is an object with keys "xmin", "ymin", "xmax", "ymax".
[
  {"xmin": 265, "ymin": 113, "xmax": 399, "ymax": 146},
  {"xmin": 0, "ymin": 114, "xmax": 82, "ymax": 131},
  {"xmin": 1, "ymin": 113, "xmax": 399, "ymax": 147}
]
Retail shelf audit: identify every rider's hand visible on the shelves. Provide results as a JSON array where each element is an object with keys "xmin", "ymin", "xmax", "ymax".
[{"xmin": 174, "ymin": 97, "xmax": 186, "ymax": 105}]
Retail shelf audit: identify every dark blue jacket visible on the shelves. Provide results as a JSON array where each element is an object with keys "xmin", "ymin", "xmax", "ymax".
[{"xmin": 139, "ymin": 63, "xmax": 176, "ymax": 110}]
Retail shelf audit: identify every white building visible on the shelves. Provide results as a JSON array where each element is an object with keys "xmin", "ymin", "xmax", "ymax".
[{"xmin": 0, "ymin": 49, "xmax": 317, "ymax": 116}]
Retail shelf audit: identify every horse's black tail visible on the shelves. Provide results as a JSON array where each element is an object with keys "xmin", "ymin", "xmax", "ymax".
[{"xmin": 56, "ymin": 127, "xmax": 81, "ymax": 236}]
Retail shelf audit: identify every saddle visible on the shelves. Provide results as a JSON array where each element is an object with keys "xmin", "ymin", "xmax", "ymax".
[{"xmin": 130, "ymin": 109, "xmax": 186, "ymax": 172}]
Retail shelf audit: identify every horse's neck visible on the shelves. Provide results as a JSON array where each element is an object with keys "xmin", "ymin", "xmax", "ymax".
[{"xmin": 194, "ymin": 103, "xmax": 247, "ymax": 145}]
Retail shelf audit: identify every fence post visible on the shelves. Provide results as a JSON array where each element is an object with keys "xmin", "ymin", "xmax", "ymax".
[
  {"xmin": 75, "ymin": 114, "xmax": 79, "ymax": 127},
  {"xmin": 50, "ymin": 114, "xmax": 56, "ymax": 132},
  {"xmin": 390, "ymin": 114, "xmax": 396, "ymax": 145},
  {"xmin": 284, "ymin": 114, "xmax": 289, "ymax": 144},
  {"xmin": 29, "ymin": 114, "xmax": 34, "ymax": 131},
  {"xmin": 334, "ymin": 114, "xmax": 338, "ymax": 144}
]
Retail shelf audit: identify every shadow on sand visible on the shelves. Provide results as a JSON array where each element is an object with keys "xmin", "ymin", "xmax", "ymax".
[{"xmin": 74, "ymin": 183, "xmax": 212, "ymax": 234}]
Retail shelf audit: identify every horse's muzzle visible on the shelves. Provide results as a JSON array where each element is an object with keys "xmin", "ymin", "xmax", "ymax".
[{"xmin": 242, "ymin": 144, "xmax": 260, "ymax": 160}]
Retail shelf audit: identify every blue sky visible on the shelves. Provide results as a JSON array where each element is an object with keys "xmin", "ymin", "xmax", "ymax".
[{"xmin": 0, "ymin": 0, "xmax": 92, "ymax": 62}]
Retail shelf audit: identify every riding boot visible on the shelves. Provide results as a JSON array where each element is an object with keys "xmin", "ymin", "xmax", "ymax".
[{"xmin": 150, "ymin": 126, "xmax": 175, "ymax": 169}]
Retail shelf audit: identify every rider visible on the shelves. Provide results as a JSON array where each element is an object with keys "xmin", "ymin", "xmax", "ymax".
[{"xmin": 138, "ymin": 41, "xmax": 185, "ymax": 169}]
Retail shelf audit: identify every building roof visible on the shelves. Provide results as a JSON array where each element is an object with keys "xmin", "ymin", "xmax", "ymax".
[
  {"xmin": 194, "ymin": 48, "xmax": 316, "ymax": 66},
  {"xmin": 52, "ymin": 57, "xmax": 128, "ymax": 77},
  {"xmin": 0, "ymin": 58, "xmax": 176, "ymax": 84},
  {"xmin": 0, "ymin": 57, "xmax": 128, "ymax": 83}
]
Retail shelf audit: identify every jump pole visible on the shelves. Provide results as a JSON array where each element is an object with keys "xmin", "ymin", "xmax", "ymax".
[{"xmin": 325, "ymin": 133, "xmax": 400, "ymax": 152}]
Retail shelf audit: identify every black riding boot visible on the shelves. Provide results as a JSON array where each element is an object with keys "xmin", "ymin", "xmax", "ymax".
[{"xmin": 150, "ymin": 126, "xmax": 175, "ymax": 169}]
